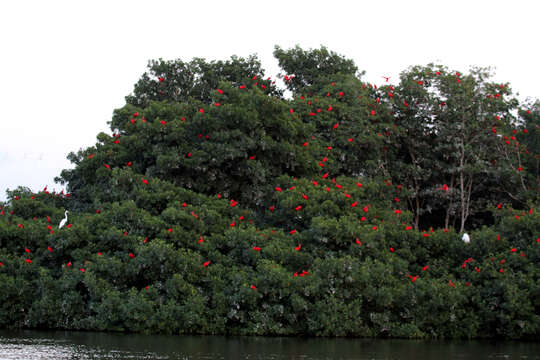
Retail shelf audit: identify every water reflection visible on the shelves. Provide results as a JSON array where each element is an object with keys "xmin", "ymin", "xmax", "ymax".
[{"xmin": 0, "ymin": 330, "xmax": 539, "ymax": 360}]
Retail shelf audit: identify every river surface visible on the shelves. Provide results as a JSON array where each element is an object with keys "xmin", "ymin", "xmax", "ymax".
[{"xmin": 0, "ymin": 330, "xmax": 538, "ymax": 359}]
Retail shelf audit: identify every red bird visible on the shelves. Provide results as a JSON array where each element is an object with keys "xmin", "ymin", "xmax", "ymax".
[
  {"xmin": 422, "ymin": 265, "xmax": 429, "ymax": 271},
  {"xmin": 275, "ymin": 187, "xmax": 282, "ymax": 192},
  {"xmin": 441, "ymin": 184, "xmax": 449, "ymax": 192},
  {"xmin": 295, "ymin": 244, "xmax": 301, "ymax": 251},
  {"xmin": 25, "ymin": 259, "xmax": 32, "ymax": 263},
  {"xmin": 290, "ymin": 229, "xmax": 297, "ymax": 235},
  {"xmin": 252, "ymin": 246, "xmax": 261, "ymax": 251},
  {"xmin": 250, "ymin": 284, "xmax": 257, "ymax": 290},
  {"xmin": 295, "ymin": 205, "xmax": 302, "ymax": 211},
  {"xmin": 198, "ymin": 236, "xmax": 204, "ymax": 244},
  {"xmin": 25, "ymin": 248, "xmax": 31, "ymax": 253},
  {"xmin": 129, "ymin": 253, "xmax": 135, "ymax": 259},
  {"xmin": 203, "ymin": 261, "xmax": 211, "ymax": 267},
  {"xmin": 217, "ymin": 89, "xmax": 223, "ymax": 94},
  {"xmin": 302, "ymin": 193, "xmax": 309, "ymax": 200},
  {"xmin": 355, "ymin": 238, "xmax": 362, "ymax": 246}
]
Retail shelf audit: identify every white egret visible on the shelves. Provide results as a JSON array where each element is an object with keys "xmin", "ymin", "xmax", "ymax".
[
  {"xmin": 59, "ymin": 210, "xmax": 69, "ymax": 229},
  {"xmin": 462, "ymin": 233, "xmax": 470, "ymax": 243}
]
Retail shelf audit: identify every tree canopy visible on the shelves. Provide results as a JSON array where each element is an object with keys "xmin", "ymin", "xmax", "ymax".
[{"xmin": 1, "ymin": 46, "xmax": 539, "ymax": 339}]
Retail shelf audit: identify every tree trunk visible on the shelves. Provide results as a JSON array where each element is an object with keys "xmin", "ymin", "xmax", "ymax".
[{"xmin": 459, "ymin": 137, "xmax": 466, "ymax": 233}]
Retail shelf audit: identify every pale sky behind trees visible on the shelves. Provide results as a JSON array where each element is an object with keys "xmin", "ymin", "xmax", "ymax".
[{"xmin": 0, "ymin": 0, "xmax": 538, "ymax": 201}]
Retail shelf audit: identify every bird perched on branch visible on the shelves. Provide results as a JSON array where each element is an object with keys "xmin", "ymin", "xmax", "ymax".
[
  {"xmin": 59, "ymin": 210, "xmax": 69, "ymax": 229},
  {"xmin": 462, "ymin": 233, "xmax": 470, "ymax": 243}
]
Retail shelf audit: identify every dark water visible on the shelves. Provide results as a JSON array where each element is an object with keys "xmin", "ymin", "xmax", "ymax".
[{"xmin": 0, "ymin": 330, "xmax": 538, "ymax": 360}]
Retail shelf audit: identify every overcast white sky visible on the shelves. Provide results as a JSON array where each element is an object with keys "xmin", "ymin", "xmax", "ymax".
[{"xmin": 1, "ymin": 0, "xmax": 538, "ymax": 201}]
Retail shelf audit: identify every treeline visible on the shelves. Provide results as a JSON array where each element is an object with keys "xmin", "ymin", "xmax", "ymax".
[{"xmin": 0, "ymin": 46, "xmax": 538, "ymax": 339}]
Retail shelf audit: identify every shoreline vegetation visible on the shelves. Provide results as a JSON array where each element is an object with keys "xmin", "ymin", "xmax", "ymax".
[{"xmin": 0, "ymin": 46, "xmax": 538, "ymax": 339}]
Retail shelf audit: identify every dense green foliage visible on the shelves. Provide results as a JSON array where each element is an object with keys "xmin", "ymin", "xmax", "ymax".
[{"xmin": 1, "ymin": 46, "xmax": 539, "ymax": 339}]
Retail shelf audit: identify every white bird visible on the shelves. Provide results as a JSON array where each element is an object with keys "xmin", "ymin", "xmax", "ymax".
[
  {"xmin": 59, "ymin": 210, "xmax": 69, "ymax": 229},
  {"xmin": 462, "ymin": 233, "xmax": 470, "ymax": 243}
]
